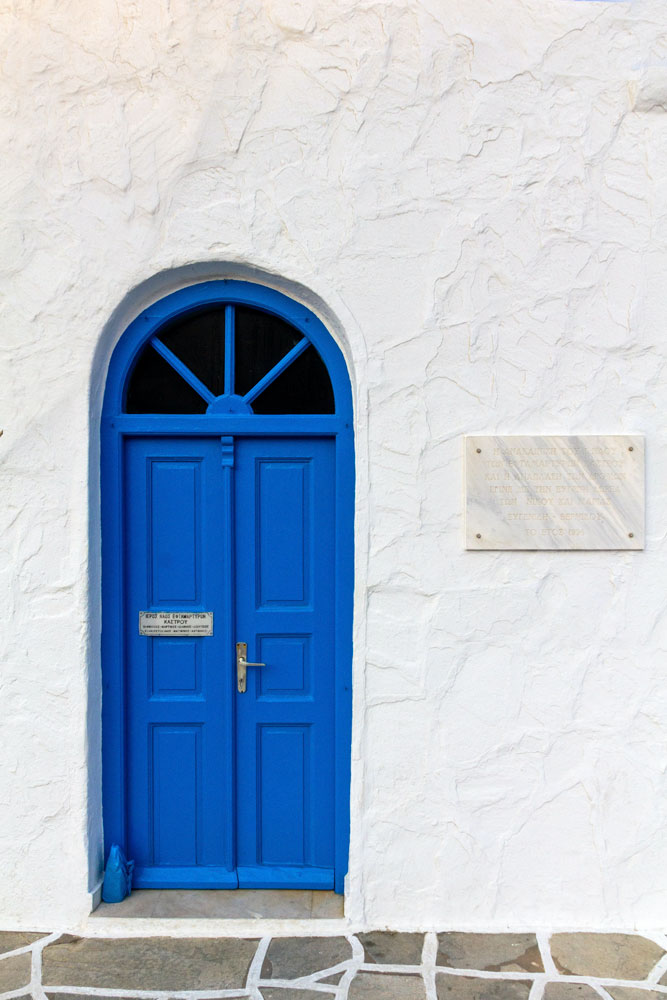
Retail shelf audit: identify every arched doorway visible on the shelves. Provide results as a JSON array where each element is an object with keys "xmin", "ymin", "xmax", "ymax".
[{"xmin": 101, "ymin": 280, "xmax": 353, "ymax": 892}]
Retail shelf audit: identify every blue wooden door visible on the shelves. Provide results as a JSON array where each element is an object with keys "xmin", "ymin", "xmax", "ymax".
[
  {"xmin": 124, "ymin": 433, "xmax": 335, "ymax": 888},
  {"xmin": 235, "ymin": 437, "xmax": 336, "ymax": 889}
]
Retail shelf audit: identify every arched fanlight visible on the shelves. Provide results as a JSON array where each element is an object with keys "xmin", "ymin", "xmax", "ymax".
[{"xmin": 124, "ymin": 304, "xmax": 335, "ymax": 415}]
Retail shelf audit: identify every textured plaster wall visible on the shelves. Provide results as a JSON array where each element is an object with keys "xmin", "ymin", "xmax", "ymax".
[{"xmin": 2, "ymin": 0, "xmax": 667, "ymax": 930}]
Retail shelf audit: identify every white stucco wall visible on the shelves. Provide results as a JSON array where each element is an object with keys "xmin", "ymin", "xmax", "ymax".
[{"xmin": 2, "ymin": 0, "xmax": 667, "ymax": 930}]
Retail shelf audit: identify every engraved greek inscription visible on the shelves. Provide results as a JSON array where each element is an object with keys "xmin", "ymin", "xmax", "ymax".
[{"xmin": 466, "ymin": 435, "xmax": 644, "ymax": 550}]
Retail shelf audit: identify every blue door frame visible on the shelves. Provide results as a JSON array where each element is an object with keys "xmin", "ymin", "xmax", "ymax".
[{"xmin": 101, "ymin": 280, "xmax": 354, "ymax": 893}]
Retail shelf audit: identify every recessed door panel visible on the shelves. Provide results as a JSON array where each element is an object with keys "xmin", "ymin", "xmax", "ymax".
[
  {"xmin": 256, "ymin": 636, "xmax": 310, "ymax": 698},
  {"xmin": 258, "ymin": 725, "xmax": 309, "ymax": 865},
  {"xmin": 151, "ymin": 639, "xmax": 200, "ymax": 698},
  {"xmin": 150, "ymin": 461, "xmax": 199, "ymax": 603},
  {"xmin": 257, "ymin": 460, "xmax": 310, "ymax": 606},
  {"xmin": 151, "ymin": 724, "xmax": 201, "ymax": 865}
]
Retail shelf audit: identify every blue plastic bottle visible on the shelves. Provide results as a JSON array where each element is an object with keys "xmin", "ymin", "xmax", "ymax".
[{"xmin": 102, "ymin": 845, "xmax": 135, "ymax": 903}]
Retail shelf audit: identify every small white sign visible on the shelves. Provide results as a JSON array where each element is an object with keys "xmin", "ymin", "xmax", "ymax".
[
  {"xmin": 139, "ymin": 612, "xmax": 214, "ymax": 636},
  {"xmin": 465, "ymin": 435, "xmax": 644, "ymax": 550}
]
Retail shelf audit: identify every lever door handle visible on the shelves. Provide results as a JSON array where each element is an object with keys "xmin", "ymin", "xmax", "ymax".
[{"xmin": 236, "ymin": 642, "xmax": 266, "ymax": 693}]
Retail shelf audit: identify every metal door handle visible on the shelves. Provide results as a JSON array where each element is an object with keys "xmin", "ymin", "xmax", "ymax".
[{"xmin": 236, "ymin": 642, "xmax": 266, "ymax": 693}]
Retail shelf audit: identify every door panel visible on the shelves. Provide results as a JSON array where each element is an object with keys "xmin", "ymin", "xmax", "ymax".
[
  {"xmin": 124, "ymin": 437, "xmax": 236, "ymax": 887},
  {"xmin": 234, "ymin": 438, "xmax": 336, "ymax": 888},
  {"xmin": 151, "ymin": 638, "xmax": 200, "ymax": 697},
  {"xmin": 257, "ymin": 460, "xmax": 309, "ymax": 605},
  {"xmin": 150, "ymin": 461, "xmax": 199, "ymax": 601},
  {"xmin": 151, "ymin": 724, "xmax": 200, "ymax": 865},
  {"xmin": 258, "ymin": 724, "xmax": 308, "ymax": 863}
]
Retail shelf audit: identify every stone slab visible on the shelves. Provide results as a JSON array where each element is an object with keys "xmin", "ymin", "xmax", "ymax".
[
  {"xmin": 436, "ymin": 933, "xmax": 544, "ymax": 972},
  {"xmin": 93, "ymin": 888, "xmax": 343, "ymax": 920},
  {"xmin": 260, "ymin": 990, "xmax": 336, "ymax": 1000},
  {"xmin": 609, "ymin": 989, "xmax": 667, "ymax": 1000},
  {"xmin": 310, "ymin": 891, "xmax": 345, "ymax": 919},
  {"xmin": 0, "ymin": 952, "xmax": 31, "ymax": 992},
  {"xmin": 544, "ymin": 985, "xmax": 601, "ymax": 1000},
  {"xmin": 436, "ymin": 975, "xmax": 532, "ymax": 1000},
  {"xmin": 551, "ymin": 933, "xmax": 664, "ymax": 979},
  {"xmin": 42, "ymin": 935, "xmax": 259, "ymax": 990},
  {"xmin": 261, "ymin": 936, "xmax": 351, "ymax": 979},
  {"xmin": 358, "ymin": 932, "xmax": 424, "ymax": 965},
  {"xmin": 318, "ymin": 970, "xmax": 346, "ymax": 984},
  {"xmin": 46, "ymin": 995, "xmax": 144, "ymax": 1000},
  {"xmin": 465, "ymin": 435, "xmax": 644, "ymax": 550},
  {"xmin": 349, "ymin": 971, "xmax": 426, "ymax": 999},
  {"xmin": 0, "ymin": 930, "xmax": 47, "ymax": 955}
]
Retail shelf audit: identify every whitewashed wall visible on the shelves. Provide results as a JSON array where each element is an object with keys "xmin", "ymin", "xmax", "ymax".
[{"xmin": 2, "ymin": 0, "xmax": 667, "ymax": 930}]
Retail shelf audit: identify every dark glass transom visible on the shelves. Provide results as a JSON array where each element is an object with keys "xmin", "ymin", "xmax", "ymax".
[{"xmin": 124, "ymin": 305, "xmax": 334, "ymax": 415}]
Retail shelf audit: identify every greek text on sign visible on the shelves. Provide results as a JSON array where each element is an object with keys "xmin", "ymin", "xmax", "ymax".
[
  {"xmin": 465, "ymin": 435, "xmax": 644, "ymax": 550},
  {"xmin": 139, "ymin": 612, "xmax": 214, "ymax": 636}
]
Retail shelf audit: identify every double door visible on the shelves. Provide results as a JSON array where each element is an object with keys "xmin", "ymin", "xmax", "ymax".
[{"xmin": 123, "ymin": 435, "xmax": 335, "ymax": 888}]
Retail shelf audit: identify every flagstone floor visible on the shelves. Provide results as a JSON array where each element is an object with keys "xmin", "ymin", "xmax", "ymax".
[{"xmin": 2, "ymin": 929, "xmax": 667, "ymax": 1000}]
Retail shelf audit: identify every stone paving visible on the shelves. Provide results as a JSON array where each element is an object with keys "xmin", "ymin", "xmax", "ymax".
[{"xmin": 2, "ymin": 930, "xmax": 667, "ymax": 1000}]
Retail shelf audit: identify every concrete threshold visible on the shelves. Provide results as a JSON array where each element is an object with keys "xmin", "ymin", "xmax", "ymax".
[{"xmin": 83, "ymin": 888, "xmax": 347, "ymax": 936}]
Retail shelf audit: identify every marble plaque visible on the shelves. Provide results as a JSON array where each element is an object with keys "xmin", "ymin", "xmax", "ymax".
[{"xmin": 465, "ymin": 435, "xmax": 644, "ymax": 550}]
